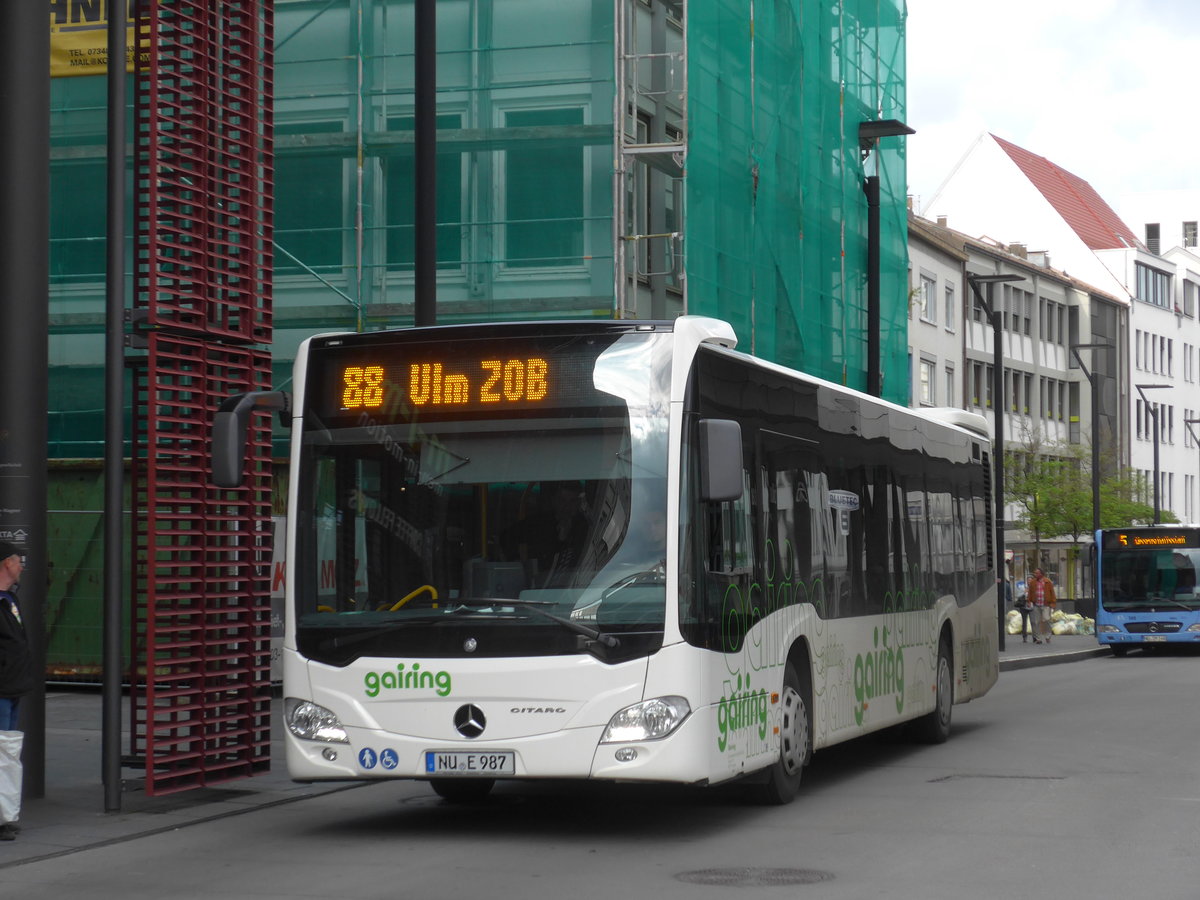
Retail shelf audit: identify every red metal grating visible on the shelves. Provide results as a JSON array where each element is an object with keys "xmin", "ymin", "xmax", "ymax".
[
  {"xmin": 135, "ymin": 0, "xmax": 273, "ymax": 343},
  {"xmin": 132, "ymin": 0, "xmax": 275, "ymax": 797},
  {"xmin": 131, "ymin": 335, "xmax": 275, "ymax": 794}
]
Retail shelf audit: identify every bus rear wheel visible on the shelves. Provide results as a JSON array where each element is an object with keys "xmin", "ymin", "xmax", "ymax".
[
  {"xmin": 749, "ymin": 661, "xmax": 811, "ymax": 805},
  {"xmin": 430, "ymin": 778, "xmax": 495, "ymax": 803}
]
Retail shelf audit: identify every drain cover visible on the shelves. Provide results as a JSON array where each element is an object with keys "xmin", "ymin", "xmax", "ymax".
[{"xmin": 675, "ymin": 867, "xmax": 833, "ymax": 887}]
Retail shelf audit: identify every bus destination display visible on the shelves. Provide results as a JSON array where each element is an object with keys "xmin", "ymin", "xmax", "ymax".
[
  {"xmin": 341, "ymin": 358, "xmax": 550, "ymax": 411},
  {"xmin": 311, "ymin": 333, "xmax": 623, "ymax": 421},
  {"xmin": 1102, "ymin": 529, "xmax": 1200, "ymax": 550}
]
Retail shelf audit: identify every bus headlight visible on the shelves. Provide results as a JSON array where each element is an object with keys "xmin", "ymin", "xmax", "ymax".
[
  {"xmin": 1098, "ymin": 625, "xmax": 1120, "ymax": 634},
  {"xmin": 600, "ymin": 696, "xmax": 690, "ymax": 743},
  {"xmin": 1187, "ymin": 624, "xmax": 1200, "ymax": 633},
  {"xmin": 285, "ymin": 698, "xmax": 350, "ymax": 743}
]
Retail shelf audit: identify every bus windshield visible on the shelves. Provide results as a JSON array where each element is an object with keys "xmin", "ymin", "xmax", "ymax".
[
  {"xmin": 1100, "ymin": 546, "xmax": 1200, "ymax": 612},
  {"xmin": 294, "ymin": 329, "xmax": 671, "ymax": 665}
]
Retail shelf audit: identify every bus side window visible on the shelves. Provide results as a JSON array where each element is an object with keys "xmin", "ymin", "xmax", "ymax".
[{"xmin": 705, "ymin": 470, "xmax": 754, "ymax": 575}]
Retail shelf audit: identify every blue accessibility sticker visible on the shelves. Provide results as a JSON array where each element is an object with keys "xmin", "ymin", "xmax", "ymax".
[
  {"xmin": 358, "ymin": 747, "xmax": 378, "ymax": 770},
  {"xmin": 380, "ymin": 748, "xmax": 399, "ymax": 770}
]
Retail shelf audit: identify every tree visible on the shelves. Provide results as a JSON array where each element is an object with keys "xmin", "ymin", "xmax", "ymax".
[{"xmin": 1005, "ymin": 430, "xmax": 1173, "ymax": 598}]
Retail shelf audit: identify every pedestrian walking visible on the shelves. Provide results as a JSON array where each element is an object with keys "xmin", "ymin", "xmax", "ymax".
[
  {"xmin": 1012, "ymin": 576, "xmax": 1035, "ymax": 642},
  {"xmin": 0, "ymin": 541, "xmax": 33, "ymax": 841},
  {"xmin": 1026, "ymin": 567, "xmax": 1057, "ymax": 645}
]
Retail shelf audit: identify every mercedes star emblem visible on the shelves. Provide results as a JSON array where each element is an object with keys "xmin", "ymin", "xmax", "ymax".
[{"xmin": 454, "ymin": 704, "xmax": 486, "ymax": 738}]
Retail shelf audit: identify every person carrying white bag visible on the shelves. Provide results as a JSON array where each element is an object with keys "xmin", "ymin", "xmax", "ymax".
[{"xmin": 0, "ymin": 540, "xmax": 33, "ymax": 841}]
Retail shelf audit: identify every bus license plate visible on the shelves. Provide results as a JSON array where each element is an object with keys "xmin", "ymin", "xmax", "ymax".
[
  {"xmin": 425, "ymin": 750, "xmax": 515, "ymax": 776},
  {"xmin": 1143, "ymin": 635, "xmax": 1168, "ymax": 642}
]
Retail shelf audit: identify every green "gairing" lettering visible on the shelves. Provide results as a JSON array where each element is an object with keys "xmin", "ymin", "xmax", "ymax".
[
  {"xmin": 364, "ymin": 662, "xmax": 452, "ymax": 698},
  {"xmin": 853, "ymin": 626, "xmax": 904, "ymax": 725}
]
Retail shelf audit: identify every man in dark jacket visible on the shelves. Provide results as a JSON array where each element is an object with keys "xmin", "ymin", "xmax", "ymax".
[{"xmin": 0, "ymin": 540, "xmax": 32, "ymax": 840}]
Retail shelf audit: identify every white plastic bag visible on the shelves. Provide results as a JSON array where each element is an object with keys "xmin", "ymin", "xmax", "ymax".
[{"xmin": 0, "ymin": 730, "xmax": 22, "ymax": 824}]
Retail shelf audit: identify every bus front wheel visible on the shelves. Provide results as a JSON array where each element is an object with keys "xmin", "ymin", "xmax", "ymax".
[
  {"xmin": 749, "ymin": 660, "xmax": 811, "ymax": 805},
  {"xmin": 1109, "ymin": 645, "xmax": 1128, "ymax": 658},
  {"xmin": 913, "ymin": 636, "xmax": 953, "ymax": 744}
]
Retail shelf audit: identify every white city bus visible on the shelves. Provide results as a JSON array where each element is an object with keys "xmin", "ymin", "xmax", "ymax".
[{"xmin": 214, "ymin": 317, "xmax": 998, "ymax": 804}]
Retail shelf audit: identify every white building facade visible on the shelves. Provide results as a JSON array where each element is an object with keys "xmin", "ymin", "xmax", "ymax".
[{"xmin": 924, "ymin": 133, "xmax": 1192, "ymax": 523}]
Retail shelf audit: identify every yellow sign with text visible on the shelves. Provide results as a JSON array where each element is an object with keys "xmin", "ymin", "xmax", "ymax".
[{"xmin": 50, "ymin": 0, "xmax": 148, "ymax": 78}]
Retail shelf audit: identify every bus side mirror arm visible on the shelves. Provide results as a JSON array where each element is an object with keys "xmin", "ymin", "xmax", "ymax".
[
  {"xmin": 212, "ymin": 390, "xmax": 291, "ymax": 488},
  {"xmin": 698, "ymin": 418, "xmax": 743, "ymax": 502}
]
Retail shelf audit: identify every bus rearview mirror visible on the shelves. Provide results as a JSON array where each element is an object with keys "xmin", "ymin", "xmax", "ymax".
[
  {"xmin": 212, "ymin": 390, "xmax": 290, "ymax": 488},
  {"xmin": 698, "ymin": 418, "xmax": 743, "ymax": 502}
]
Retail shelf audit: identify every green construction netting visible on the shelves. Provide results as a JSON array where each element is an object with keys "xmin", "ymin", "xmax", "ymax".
[
  {"xmin": 686, "ymin": 0, "xmax": 907, "ymax": 402},
  {"xmin": 49, "ymin": 0, "xmax": 909, "ymax": 455}
]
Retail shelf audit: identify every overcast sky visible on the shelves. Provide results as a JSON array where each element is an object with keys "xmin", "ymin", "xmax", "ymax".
[{"xmin": 905, "ymin": 0, "xmax": 1200, "ymax": 214}]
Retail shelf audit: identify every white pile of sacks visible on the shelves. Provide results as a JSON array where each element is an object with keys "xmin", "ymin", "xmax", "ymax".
[{"xmin": 1005, "ymin": 608, "xmax": 1095, "ymax": 636}]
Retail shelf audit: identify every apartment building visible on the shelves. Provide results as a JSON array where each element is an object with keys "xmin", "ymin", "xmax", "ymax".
[
  {"xmin": 908, "ymin": 212, "xmax": 1128, "ymax": 592},
  {"xmin": 923, "ymin": 132, "xmax": 1194, "ymax": 522}
]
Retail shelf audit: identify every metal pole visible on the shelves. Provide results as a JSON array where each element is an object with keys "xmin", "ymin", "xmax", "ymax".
[
  {"xmin": 991, "ymin": 292, "xmax": 1005, "ymax": 650},
  {"xmin": 1180, "ymin": 422, "xmax": 1200, "ymax": 525},
  {"xmin": 413, "ymin": 0, "xmax": 437, "ymax": 327},
  {"xmin": 969, "ymin": 273, "xmax": 1020, "ymax": 652},
  {"xmin": 1091, "ymin": 376, "xmax": 1100, "ymax": 532},
  {"xmin": 864, "ymin": 175, "xmax": 881, "ymax": 396},
  {"xmin": 103, "ymin": 0, "xmax": 127, "ymax": 813},
  {"xmin": 0, "ymin": 2, "xmax": 50, "ymax": 800},
  {"xmin": 1152, "ymin": 404, "xmax": 1161, "ymax": 524}
]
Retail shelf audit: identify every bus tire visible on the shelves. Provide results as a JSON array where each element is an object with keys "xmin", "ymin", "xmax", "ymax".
[
  {"xmin": 913, "ymin": 635, "xmax": 953, "ymax": 744},
  {"xmin": 749, "ymin": 660, "xmax": 811, "ymax": 805},
  {"xmin": 430, "ymin": 778, "xmax": 495, "ymax": 803},
  {"xmin": 1109, "ymin": 645, "xmax": 1128, "ymax": 657}
]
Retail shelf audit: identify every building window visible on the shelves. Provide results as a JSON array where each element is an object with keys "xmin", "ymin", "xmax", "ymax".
[
  {"xmin": 1146, "ymin": 222, "xmax": 1161, "ymax": 255},
  {"xmin": 386, "ymin": 113, "xmax": 465, "ymax": 273},
  {"xmin": 504, "ymin": 107, "xmax": 585, "ymax": 268},
  {"xmin": 1135, "ymin": 262, "xmax": 1171, "ymax": 307},
  {"xmin": 919, "ymin": 358, "xmax": 936, "ymax": 405},
  {"xmin": 275, "ymin": 120, "xmax": 346, "ymax": 276},
  {"xmin": 1185, "ymin": 221, "xmax": 1198, "ymax": 248},
  {"xmin": 920, "ymin": 274, "xmax": 937, "ymax": 323},
  {"xmin": 1184, "ymin": 280, "xmax": 1197, "ymax": 317},
  {"xmin": 944, "ymin": 284, "xmax": 956, "ymax": 331},
  {"xmin": 945, "ymin": 364, "xmax": 955, "ymax": 407}
]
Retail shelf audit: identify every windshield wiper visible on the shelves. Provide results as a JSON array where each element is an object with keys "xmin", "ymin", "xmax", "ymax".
[
  {"xmin": 314, "ymin": 609, "xmax": 481, "ymax": 652},
  {"xmin": 314, "ymin": 600, "xmax": 619, "ymax": 652},
  {"xmin": 1147, "ymin": 594, "xmax": 1197, "ymax": 612},
  {"xmin": 457, "ymin": 600, "xmax": 620, "ymax": 648}
]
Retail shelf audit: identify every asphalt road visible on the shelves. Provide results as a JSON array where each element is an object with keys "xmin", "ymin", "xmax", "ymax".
[{"xmin": 3, "ymin": 648, "xmax": 1199, "ymax": 899}]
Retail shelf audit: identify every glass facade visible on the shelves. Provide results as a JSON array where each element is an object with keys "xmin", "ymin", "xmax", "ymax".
[{"xmin": 49, "ymin": 0, "xmax": 908, "ymax": 459}]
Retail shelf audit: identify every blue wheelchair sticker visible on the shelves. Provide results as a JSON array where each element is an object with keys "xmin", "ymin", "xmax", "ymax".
[{"xmin": 380, "ymin": 748, "xmax": 399, "ymax": 770}]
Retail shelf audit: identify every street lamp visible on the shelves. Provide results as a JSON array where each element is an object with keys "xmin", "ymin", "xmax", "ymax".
[
  {"xmin": 967, "ymin": 271, "xmax": 1022, "ymax": 651},
  {"xmin": 1070, "ymin": 342, "xmax": 1114, "ymax": 533},
  {"xmin": 858, "ymin": 118, "xmax": 914, "ymax": 397},
  {"xmin": 1134, "ymin": 383, "xmax": 1171, "ymax": 524},
  {"xmin": 1185, "ymin": 417, "xmax": 1200, "ymax": 522}
]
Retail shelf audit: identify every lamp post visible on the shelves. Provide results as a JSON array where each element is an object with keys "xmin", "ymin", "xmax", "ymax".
[
  {"xmin": 1185, "ymin": 417, "xmax": 1200, "ymax": 522},
  {"xmin": 1135, "ymin": 383, "xmax": 1171, "ymax": 524},
  {"xmin": 1070, "ymin": 342, "xmax": 1114, "ymax": 533},
  {"xmin": 858, "ymin": 118, "xmax": 914, "ymax": 397},
  {"xmin": 968, "ymin": 272, "xmax": 1022, "ymax": 651}
]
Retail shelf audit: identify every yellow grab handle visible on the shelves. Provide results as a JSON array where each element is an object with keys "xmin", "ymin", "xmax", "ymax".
[{"xmin": 389, "ymin": 584, "xmax": 439, "ymax": 611}]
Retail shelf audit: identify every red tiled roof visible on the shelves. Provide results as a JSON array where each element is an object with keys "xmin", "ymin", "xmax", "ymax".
[{"xmin": 991, "ymin": 134, "xmax": 1143, "ymax": 252}]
